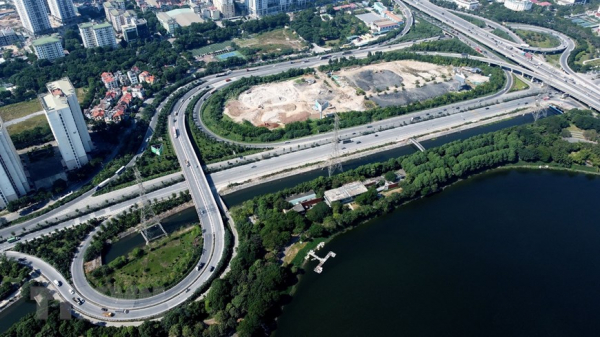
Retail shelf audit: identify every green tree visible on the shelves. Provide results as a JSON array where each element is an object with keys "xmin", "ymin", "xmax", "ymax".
[{"xmin": 305, "ymin": 202, "xmax": 331, "ymax": 223}]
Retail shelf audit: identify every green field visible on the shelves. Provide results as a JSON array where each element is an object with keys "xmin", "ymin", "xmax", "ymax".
[
  {"xmin": 491, "ymin": 28, "xmax": 515, "ymax": 43},
  {"xmin": 454, "ymin": 13, "xmax": 486, "ymax": 28},
  {"xmin": 191, "ymin": 41, "xmax": 233, "ymax": 56},
  {"xmin": 6, "ymin": 114, "xmax": 49, "ymax": 135},
  {"xmin": 88, "ymin": 225, "xmax": 203, "ymax": 293},
  {"xmin": 235, "ymin": 28, "xmax": 305, "ymax": 52},
  {"xmin": 509, "ymin": 74, "xmax": 529, "ymax": 92},
  {"xmin": 515, "ymin": 30, "xmax": 560, "ymax": 49},
  {"xmin": 0, "ymin": 100, "xmax": 42, "ymax": 122}
]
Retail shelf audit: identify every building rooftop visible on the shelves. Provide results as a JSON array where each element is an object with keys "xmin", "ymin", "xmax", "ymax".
[
  {"xmin": 324, "ymin": 182, "xmax": 368, "ymax": 203},
  {"xmin": 32, "ymin": 36, "xmax": 60, "ymax": 46},
  {"xmin": 373, "ymin": 20, "xmax": 398, "ymax": 28},
  {"xmin": 93, "ymin": 22, "xmax": 112, "ymax": 29},
  {"xmin": 356, "ymin": 13, "xmax": 385, "ymax": 25},
  {"xmin": 157, "ymin": 8, "xmax": 203, "ymax": 26},
  {"xmin": 285, "ymin": 190, "xmax": 317, "ymax": 205},
  {"xmin": 46, "ymin": 78, "xmax": 75, "ymax": 96}
]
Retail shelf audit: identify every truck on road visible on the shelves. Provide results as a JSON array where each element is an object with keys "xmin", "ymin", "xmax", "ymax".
[{"xmin": 216, "ymin": 70, "xmax": 231, "ymax": 77}]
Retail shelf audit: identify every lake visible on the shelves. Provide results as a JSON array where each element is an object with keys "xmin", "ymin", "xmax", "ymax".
[{"xmin": 275, "ymin": 169, "xmax": 600, "ymax": 336}]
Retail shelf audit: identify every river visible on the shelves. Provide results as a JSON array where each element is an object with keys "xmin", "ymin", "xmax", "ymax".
[
  {"xmin": 274, "ymin": 169, "xmax": 600, "ymax": 336},
  {"xmin": 222, "ymin": 114, "xmax": 536, "ymax": 206}
]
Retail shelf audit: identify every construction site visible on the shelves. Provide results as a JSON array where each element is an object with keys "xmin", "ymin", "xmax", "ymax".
[{"xmin": 224, "ymin": 60, "xmax": 489, "ymax": 128}]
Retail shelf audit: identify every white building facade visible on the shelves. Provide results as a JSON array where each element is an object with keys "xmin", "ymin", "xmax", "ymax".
[
  {"xmin": 79, "ymin": 22, "xmax": 117, "ymax": 48},
  {"xmin": 32, "ymin": 36, "xmax": 64, "ymax": 60},
  {"xmin": 454, "ymin": 0, "xmax": 480, "ymax": 10},
  {"xmin": 48, "ymin": 0, "xmax": 77, "ymax": 23},
  {"xmin": 0, "ymin": 118, "xmax": 30, "ymax": 209},
  {"xmin": 213, "ymin": 0, "xmax": 235, "ymax": 18},
  {"xmin": 40, "ymin": 78, "xmax": 93, "ymax": 170},
  {"xmin": 14, "ymin": 0, "xmax": 52, "ymax": 35},
  {"xmin": 504, "ymin": 0, "xmax": 532, "ymax": 10}
]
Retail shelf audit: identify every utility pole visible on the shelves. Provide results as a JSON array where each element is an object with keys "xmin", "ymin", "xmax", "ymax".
[
  {"xmin": 327, "ymin": 113, "xmax": 343, "ymax": 177},
  {"xmin": 135, "ymin": 167, "xmax": 167, "ymax": 244}
]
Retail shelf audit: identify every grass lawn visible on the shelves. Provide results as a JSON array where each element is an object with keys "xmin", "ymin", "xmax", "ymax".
[
  {"xmin": 514, "ymin": 29, "xmax": 560, "ymax": 48},
  {"xmin": 89, "ymin": 225, "xmax": 203, "ymax": 294},
  {"xmin": 491, "ymin": 28, "xmax": 515, "ymax": 43},
  {"xmin": 584, "ymin": 58, "xmax": 600, "ymax": 68},
  {"xmin": 76, "ymin": 87, "xmax": 86, "ymax": 103},
  {"xmin": 545, "ymin": 53, "xmax": 561, "ymax": 68},
  {"xmin": 0, "ymin": 100, "xmax": 42, "ymax": 122},
  {"xmin": 234, "ymin": 28, "xmax": 305, "ymax": 53},
  {"xmin": 6, "ymin": 114, "xmax": 49, "ymax": 134},
  {"xmin": 191, "ymin": 41, "xmax": 233, "ymax": 56},
  {"xmin": 454, "ymin": 13, "xmax": 486, "ymax": 28},
  {"xmin": 291, "ymin": 238, "xmax": 328, "ymax": 267},
  {"xmin": 509, "ymin": 74, "xmax": 529, "ymax": 92}
]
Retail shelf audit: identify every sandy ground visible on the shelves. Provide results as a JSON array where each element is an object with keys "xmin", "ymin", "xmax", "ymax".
[{"xmin": 224, "ymin": 61, "xmax": 487, "ymax": 127}]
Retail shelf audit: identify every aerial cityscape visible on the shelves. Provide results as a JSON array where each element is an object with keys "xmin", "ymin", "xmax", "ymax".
[{"xmin": 1, "ymin": 0, "xmax": 600, "ymax": 334}]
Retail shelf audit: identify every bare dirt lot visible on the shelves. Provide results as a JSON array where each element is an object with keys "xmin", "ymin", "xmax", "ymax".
[{"xmin": 224, "ymin": 60, "xmax": 488, "ymax": 127}]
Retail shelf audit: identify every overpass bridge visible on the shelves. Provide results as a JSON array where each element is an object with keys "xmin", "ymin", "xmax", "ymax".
[
  {"xmin": 409, "ymin": 138, "xmax": 426, "ymax": 152},
  {"xmin": 402, "ymin": 0, "xmax": 600, "ymax": 112}
]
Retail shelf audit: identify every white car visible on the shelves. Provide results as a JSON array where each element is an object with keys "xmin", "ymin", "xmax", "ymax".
[
  {"xmin": 69, "ymin": 288, "xmax": 75, "ymax": 295},
  {"xmin": 53, "ymin": 280, "xmax": 62, "ymax": 287}
]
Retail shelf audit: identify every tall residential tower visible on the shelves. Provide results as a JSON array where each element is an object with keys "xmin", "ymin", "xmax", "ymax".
[
  {"xmin": 40, "ymin": 78, "xmax": 93, "ymax": 170},
  {"xmin": 14, "ymin": 0, "xmax": 52, "ymax": 36},
  {"xmin": 0, "ymin": 118, "xmax": 30, "ymax": 209},
  {"xmin": 48, "ymin": 0, "xmax": 77, "ymax": 23}
]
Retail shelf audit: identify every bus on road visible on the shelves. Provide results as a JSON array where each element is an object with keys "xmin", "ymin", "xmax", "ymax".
[{"xmin": 7, "ymin": 236, "xmax": 19, "ymax": 243}]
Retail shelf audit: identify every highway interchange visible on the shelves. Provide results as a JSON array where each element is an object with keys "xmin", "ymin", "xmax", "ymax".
[{"xmin": 1, "ymin": 1, "xmax": 597, "ymax": 323}]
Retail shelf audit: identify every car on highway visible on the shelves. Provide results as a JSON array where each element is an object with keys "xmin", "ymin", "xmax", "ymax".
[
  {"xmin": 210, "ymin": 266, "xmax": 215, "ymax": 272},
  {"xmin": 69, "ymin": 288, "xmax": 75, "ymax": 295},
  {"xmin": 356, "ymin": 141, "xmax": 361, "ymax": 144},
  {"xmin": 53, "ymin": 280, "xmax": 62, "ymax": 287},
  {"xmin": 101, "ymin": 307, "xmax": 108, "ymax": 311},
  {"xmin": 251, "ymin": 165, "xmax": 257, "ymax": 168}
]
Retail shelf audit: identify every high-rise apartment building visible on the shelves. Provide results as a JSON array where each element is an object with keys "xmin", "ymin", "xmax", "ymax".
[
  {"xmin": 78, "ymin": 22, "xmax": 117, "ymax": 48},
  {"xmin": 247, "ymin": 0, "xmax": 309, "ymax": 16},
  {"xmin": 0, "ymin": 118, "xmax": 30, "ymax": 209},
  {"xmin": 213, "ymin": 0, "xmax": 235, "ymax": 18},
  {"xmin": 32, "ymin": 35, "xmax": 64, "ymax": 60},
  {"xmin": 0, "ymin": 28, "xmax": 19, "ymax": 46},
  {"xmin": 14, "ymin": 0, "xmax": 52, "ymax": 36},
  {"xmin": 48, "ymin": 0, "xmax": 77, "ymax": 23},
  {"xmin": 39, "ymin": 78, "xmax": 93, "ymax": 170}
]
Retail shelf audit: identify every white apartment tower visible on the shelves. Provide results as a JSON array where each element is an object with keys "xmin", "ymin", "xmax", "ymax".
[
  {"xmin": 78, "ymin": 22, "xmax": 117, "ymax": 48},
  {"xmin": 48, "ymin": 0, "xmax": 77, "ymax": 23},
  {"xmin": 14, "ymin": 0, "xmax": 52, "ymax": 36},
  {"xmin": 40, "ymin": 78, "xmax": 93, "ymax": 170},
  {"xmin": 32, "ymin": 36, "xmax": 64, "ymax": 60},
  {"xmin": 0, "ymin": 118, "xmax": 30, "ymax": 209}
]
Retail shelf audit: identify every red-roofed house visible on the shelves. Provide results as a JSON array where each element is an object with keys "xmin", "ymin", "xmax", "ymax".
[
  {"xmin": 101, "ymin": 72, "xmax": 119, "ymax": 89},
  {"xmin": 91, "ymin": 107, "xmax": 105, "ymax": 121},
  {"xmin": 119, "ymin": 92, "xmax": 133, "ymax": 106},
  {"xmin": 384, "ymin": 11, "xmax": 403, "ymax": 23}
]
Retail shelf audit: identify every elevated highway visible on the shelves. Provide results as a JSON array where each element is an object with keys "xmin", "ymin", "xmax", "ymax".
[{"xmin": 402, "ymin": 0, "xmax": 600, "ymax": 111}]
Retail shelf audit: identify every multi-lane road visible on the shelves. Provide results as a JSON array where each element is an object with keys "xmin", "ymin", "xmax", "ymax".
[
  {"xmin": 404, "ymin": 0, "xmax": 600, "ymax": 110},
  {"xmin": 2, "ymin": 4, "xmax": 596, "ymax": 323}
]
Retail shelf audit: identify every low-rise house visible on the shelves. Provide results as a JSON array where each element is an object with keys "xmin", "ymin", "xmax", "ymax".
[{"xmin": 324, "ymin": 182, "xmax": 368, "ymax": 206}]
